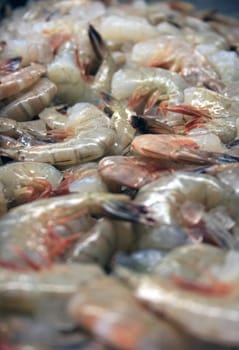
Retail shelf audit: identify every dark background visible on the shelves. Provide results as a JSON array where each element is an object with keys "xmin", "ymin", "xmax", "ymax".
[{"xmin": 1, "ymin": 0, "xmax": 239, "ymax": 17}]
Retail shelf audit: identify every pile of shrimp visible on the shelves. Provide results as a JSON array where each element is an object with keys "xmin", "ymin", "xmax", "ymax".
[{"xmin": 2, "ymin": 0, "xmax": 239, "ymax": 349}]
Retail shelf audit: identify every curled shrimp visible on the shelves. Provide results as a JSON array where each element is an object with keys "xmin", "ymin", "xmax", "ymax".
[
  {"xmin": 0, "ymin": 161, "xmax": 62, "ymax": 206},
  {"xmin": 98, "ymin": 13, "xmax": 158, "ymax": 44},
  {"xmin": 0, "ymin": 191, "xmax": 149, "ymax": 268},
  {"xmin": 0, "ymin": 263, "xmax": 103, "ymax": 324},
  {"xmin": 0, "ymin": 103, "xmax": 116, "ymax": 166},
  {"xmin": 131, "ymin": 36, "xmax": 222, "ymax": 90},
  {"xmin": 111, "ymin": 66, "xmax": 187, "ymax": 106},
  {"xmin": 131, "ymin": 134, "xmax": 239, "ymax": 165},
  {"xmin": 67, "ymin": 218, "xmax": 134, "ymax": 268},
  {"xmin": 0, "ymin": 63, "xmax": 46, "ymax": 100},
  {"xmin": 131, "ymin": 172, "xmax": 239, "ymax": 251},
  {"xmin": 0, "ymin": 78, "xmax": 57, "ymax": 121},
  {"xmin": 69, "ymin": 274, "xmax": 214, "ymax": 350},
  {"xmin": 124, "ymin": 244, "xmax": 239, "ymax": 345},
  {"xmin": 39, "ymin": 105, "xmax": 68, "ymax": 129},
  {"xmin": 47, "ymin": 25, "xmax": 116, "ymax": 105}
]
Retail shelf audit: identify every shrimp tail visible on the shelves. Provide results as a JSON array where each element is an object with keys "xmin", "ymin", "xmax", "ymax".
[
  {"xmin": 180, "ymin": 149, "xmax": 239, "ymax": 164},
  {"xmin": 102, "ymin": 200, "xmax": 156, "ymax": 225},
  {"xmin": 131, "ymin": 115, "xmax": 175, "ymax": 134},
  {"xmin": 88, "ymin": 24, "xmax": 106, "ymax": 61},
  {"xmin": 226, "ymin": 138, "xmax": 239, "ymax": 149},
  {"xmin": 213, "ymin": 153, "xmax": 239, "ymax": 163},
  {"xmin": 0, "ymin": 56, "xmax": 22, "ymax": 75}
]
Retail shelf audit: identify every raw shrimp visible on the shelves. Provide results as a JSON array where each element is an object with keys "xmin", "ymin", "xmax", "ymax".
[
  {"xmin": 131, "ymin": 172, "xmax": 239, "ymax": 250},
  {"xmin": 0, "ymin": 161, "xmax": 62, "ymax": 206},
  {"xmin": 159, "ymin": 103, "xmax": 237, "ymax": 144},
  {"xmin": 0, "ymin": 191, "xmax": 147, "ymax": 268},
  {"xmin": 101, "ymin": 93, "xmax": 135, "ymax": 154},
  {"xmin": 47, "ymin": 26, "xmax": 116, "ymax": 105},
  {"xmin": 69, "ymin": 274, "xmax": 219, "ymax": 350},
  {"xmin": 184, "ymin": 87, "xmax": 239, "ymax": 117},
  {"xmin": 55, "ymin": 162, "xmax": 108, "ymax": 195},
  {"xmin": 0, "ymin": 117, "xmax": 47, "ymax": 139},
  {"xmin": 124, "ymin": 244, "xmax": 239, "ymax": 345},
  {"xmin": 39, "ymin": 105, "xmax": 68, "ymax": 129},
  {"xmin": 98, "ymin": 14, "xmax": 158, "ymax": 43},
  {"xmin": 1, "ymin": 39, "xmax": 54, "ymax": 66},
  {"xmin": 67, "ymin": 218, "xmax": 134, "ymax": 268},
  {"xmin": 131, "ymin": 36, "xmax": 222, "ymax": 90},
  {"xmin": 131, "ymin": 134, "xmax": 239, "ymax": 165},
  {"xmin": 0, "ymin": 78, "xmax": 57, "ymax": 121},
  {"xmin": 176, "ymin": 87, "xmax": 239, "ymax": 143},
  {"xmin": 98, "ymin": 155, "xmax": 188, "ymax": 191},
  {"xmin": 0, "ymin": 263, "xmax": 103, "ymax": 325},
  {"xmin": 0, "ymin": 103, "xmax": 116, "ymax": 165},
  {"xmin": 111, "ymin": 66, "xmax": 187, "ymax": 106},
  {"xmin": 88, "ymin": 25, "xmax": 117, "ymax": 97},
  {"xmin": 0, "ymin": 63, "xmax": 46, "ymax": 100}
]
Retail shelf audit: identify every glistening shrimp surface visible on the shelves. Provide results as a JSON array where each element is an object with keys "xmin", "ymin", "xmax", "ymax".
[{"xmin": 1, "ymin": 0, "xmax": 239, "ymax": 349}]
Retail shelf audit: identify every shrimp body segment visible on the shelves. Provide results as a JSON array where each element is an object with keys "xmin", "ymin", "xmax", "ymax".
[
  {"xmin": 1, "ymin": 103, "xmax": 116, "ymax": 165},
  {"xmin": 132, "ymin": 172, "xmax": 239, "ymax": 250},
  {"xmin": 0, "ymin": 192, "xmax": 131, "ymax": 267},
  {"xmin": 0, "ymin": 78, "xmax": 57, "ymax": 121},
  {"xmin": 132, "ymin": 245, "xmax": 239, "ymax": 345},
  {"xmin": 0, "ymin": 263, "xmax": 103, "ymax": 323},
  {"xmin": 132, "ymin": 134, "xmax": 238, "ymax": 164},
  {"xmin": 0, "ymin": 63, "xmax": 46, "ymax": 100}
]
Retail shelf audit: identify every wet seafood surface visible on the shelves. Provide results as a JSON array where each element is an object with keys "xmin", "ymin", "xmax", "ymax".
[{"xmin": 1, "ymin": 1, "xmax": 239, "ymax": 349}]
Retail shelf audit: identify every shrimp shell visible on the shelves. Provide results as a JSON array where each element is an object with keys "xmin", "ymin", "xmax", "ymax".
[
  {"xmin": 0, "ymin": 78, "xmax": 57, "ymax": 121},
  {"xmin": 0, "ymin": 63, "xmax": 46, "ymax": 100},
  {"xmin": 132, "ymin": 245, "xmax": 239, "ymax": 345}
]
